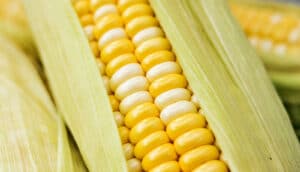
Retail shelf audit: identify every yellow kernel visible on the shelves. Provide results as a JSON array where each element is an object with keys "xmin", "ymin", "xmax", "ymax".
[
  {"xmin": 114, "ymin": 111, "xmax": 124, "ymax": 127},
  {"xmin": 141, "ymin": 50, "xmax": 175, "ymax": 71},
  {"xmin": 98, "ymin": 28, "xmax": 127, "ymax": 50},
  {"xmin": 133, "ymin": 27, "xmax": 164, "ymax": 46},
  {"xmin": 174, "ymin": 128, "xmax": 214, "ymax": 155},
  {"xmin": 129, "ymin": 117, "xmax": 164, "ymax": 144},
  {"xmin": 127, "ymin": 158, "xmax": 143, "ymax": 172},
  {"xmin": 106, "ymin": 53, "xmax": 137, "ymax": 77},
  {"xmin": 142, "ymin": 143, "xmax": 177, "ymax": 171},
  {"xmin": 94, "ymin": 14, "xmax": 123, "ymax": 39},
  {"xmin": 126, "ymin": 16, "xmax": 158, "ymax": 38},
  {"xmin": 119, "ymin": 126, "xmax": 130, "ymax": 144},
  {"xmin": 167, "ymin": 113, "xmax": 206, "ymax": 140},
  {"xmin": 95, "ymin": 58, "xmax": 105, "ymax": 75},
  {"xmin": 122, "ymin": 4, "xmax": 153, "ymax": 24},
  {"xmin": 101, "ymin": 39, "xmax": 134, "ymax": 63},
  {"xmin": 134, "ymin": 131, "xmax": 169, "ymax": 159},
  {"xmin": 149, "ymin": 161, "xmax": 180, "ymax": 172},
  {"xmin": 135, "ymin": 37, "xmax": 171, "ymax": 62},
  {"xmin": 118, "ymin": 0, "xmax": 148, "ymax": 13},
  {"xmin": 90, "ymin": 0, "xmax": 116, "ymax": 11},
  {"xmin": 193, "ymin": 160, "xmax": 228, "ymax": 172},
  {"xmin": 80, "ymin": 14, "xmax": 93, "ymax": 26},
  {"xmin": 109, "ymin": 95, "xmax": 119, "ymax": 111},
  {"xmin": 102, "ymin": 76, "xmax": 111, "ymax": 94},
  {"xmin": 89, "ymin": 41, "xmax": 99, "ymax": 57},
  {"xmin": 125, "ymin": 102, "xmax": 159, "ymax": 128},
  {"xmin": 123, "ymin": 143, "xmax": 134, "ymax": 159},
  {"xmin": 149, "ymin": 74, "xmax": 187, "ymax": 98},
  {"xmin": 74, "ymin": 0, "xmax": 90, "ymax": 16},
  {"xmin": 179, "ymin": 145, "xmax": 220, "ymax": 172}
]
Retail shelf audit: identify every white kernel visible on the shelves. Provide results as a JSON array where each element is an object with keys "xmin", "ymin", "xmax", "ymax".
[
  {"xmin": 160, "ymin": 100, "xmax": 197, "ymax": 124},
  {"xmin": 98, "ymin": 28, "xmax": 127, "ymax": 49},
  {"xmin": 93, "ymin": 4, "xmax": 118, "ymax": 22},
  {"xmin": 132, "ymin": 27, "xmax": 164, "ymax": 46},
  {"xmin": 274, "ymin": 44, "xmax": 287, "ymax": 56},
  {"xmin": 120, "ymin": 91, "xmax": 153, "ymax": 114},
  {"xmin": 248, "ymin": 36, "xmax": 259, "ymax": 47},
  {"xmin": 146, "ymin": 61, "xmax": 182, "ymax": 82},
  {"xmin": 259, "ymin": 39, "xmax": 273, "ymax": 52},
  {"xmin": 84, "ymin": 25, "xmax": 94, "ymax": 41},
  {"xmin": 155, "ymin": 88, "xmax": 191, "ymax": 110},
  {"xmin": 270, "ymin": 13, "xmax": 282, "ymax": 24},
  {"xmin": 115, "ymin": 76, "xmax": 149, "ymax": 100},
  {"xmin": 110, "ymin": 63, "xmax": 144, "ymax": 91},
  {"xmin": 288, "ymin": 28, "xmax": 300, "ymax": 43}
]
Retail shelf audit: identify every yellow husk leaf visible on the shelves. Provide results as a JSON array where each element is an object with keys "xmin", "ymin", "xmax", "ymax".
[
  {"xmin": 22, "ymin": 0, "xmax": 127, "ymax": 171},
  {"xmin": 150, "ymin": 0, "xmax": 300, "ymax": 171}
]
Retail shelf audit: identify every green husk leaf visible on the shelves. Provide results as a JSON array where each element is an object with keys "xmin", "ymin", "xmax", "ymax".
[
  {"xmin": 22, "ymin": 0, "xmax": 127, "ymax": 171},
  {"xmin": 150, "ymin": 0, "xmax": 300, "ymax": 171},
  {"xmin": 0, "ymin": 34, "xmax": 78, "ymax": 171}
]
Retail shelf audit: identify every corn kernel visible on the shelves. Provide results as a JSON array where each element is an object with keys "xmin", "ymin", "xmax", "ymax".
[
  {"xmin": 154, "ymin": 88, "xmax": 191, "ymax": 110},
  {"xmin": 149, "ymin": 161, "xmax": 180, "ymax": 172},
  {"xmin": 120, "ymin": 91, "xmax": 153, "ymax": 114},
  {"xmin": 146, "ymin": 61, "xmax": 182, "ymax": 82},
  {"xmin": 93, "ymin": 4, "xmax": 118, "ymax": 22},
  {"xmin": 167, "ymin": 113, "xmax": 206, "ymax": 140},
  {"xmin": 123, "ymin": 143, "xmax": 134, "ymax": 159},
  {"xmin": 94, "ymin": 14, "xmax": 123, "ymax": 39},
  {"xmin": 141, "ymin": 50, "xmax": 175, "ymax": 71},
  {"xmin": 75, "ymin": 0, "xmax": 90, "ymax": 16},
  {"xmin": 106, "ymin": 53, "xmax": 137, "ymax": 77},
  {"xmin": 193, "ymin": 160, "xmax": 228, "ymax": 172},
  {"xmin": 179, "ymin": 145, "xmax": 219, "ymax": 172},
  {"xmin": 90, "ymin": 0, "xmax": 116, "ymax": 11},
  {"xmin": 114, "ymin": 111, "xmax": 124, "ymax": 127},
  {"xmin": 142, "ymin": 143, "xmax": 177, "ymax": 171},
  {"xmin": 101, "ymin": 39, "xmax": 134, "ymax": 63},
  {"xmin": 135, "ymin": 37, "xmax": 171, "ymax": 62},
  {"xmin": 109, "ymin": 95, "xmax": 119, "ymax": 111},
  {"xmin": 134, "ymin": 131, "xmax": 169, "ymax": 159},
  {"xmin": 174, "ymin": 128, "xmax": 214, "ymax": 155},
  {"xmin": 126, "ymin": 16, "xmax": 159, "ymax": 38},
  {"xmin": 127, "ymin": 158, "xmax": 143, "ymax": 172},
  {"xmin": 98, "ymin": 28, "xmax": 127, "ymax": 50},
  {"xmin": 80, "ymin": 14, "xmax": 93, "ymax": 26},
  {"xmin": 89, "ymin": 41, "xmax": 100, "ymax": 57},
  {"xmin": 129, "ymin": 117, "xmax": 164, "ymax": 143},
  {"xmin": 115, "ymin": 76, "xmax": 149, "ymax": 100},
  {"xmin": 149, "ymin": 74, "xmax": 187, "ymax": 98},
  {"xmin": 122, "ymin": 4, "xmax": 153, "ymax": 24},
  {"xmin": 118, "ymin": 0, "xmax": 148, "ymax": 13},
  {"xmin": 125, "ymin": 102, "xmax": 159, "ymax": 128},
  {"xmin": 119, "ymin": 126, "xmax": 130, "ymax": 144}
]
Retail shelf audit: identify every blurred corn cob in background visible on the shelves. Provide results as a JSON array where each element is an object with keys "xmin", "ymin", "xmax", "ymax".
[{"xmin": 230, "ymin": 0, "xmax": 300, "ymax": 138}]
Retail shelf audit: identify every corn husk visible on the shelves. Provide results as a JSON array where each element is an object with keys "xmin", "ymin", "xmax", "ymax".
[
  {"xmin": 150, "ymin": 0, "xmax": 300, "ymax": 171},
  {"xmin": 22, "ymin": 0, "xmax": 127, "ymax": 171},
  {"xmin": 0, "ymin": 34, "xmax": 85, "ymax": 171}
]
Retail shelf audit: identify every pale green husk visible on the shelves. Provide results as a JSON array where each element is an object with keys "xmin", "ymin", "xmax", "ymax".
[
  {"xmin": 22, "ymin": 0, "xmax": 127, "ymax": 171},
  {"xmin": 150, "ymin": 0, "xmax": 300, "ymax": 171},
  {"xmin": 0, "ymin": 35, "xmax": 81, "ymax": 171}
]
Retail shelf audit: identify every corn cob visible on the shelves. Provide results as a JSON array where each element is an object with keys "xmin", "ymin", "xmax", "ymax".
[
  {"xmin": 23, "ymin": 0, "xmax": 300, "ymax": 171},
  {"xmin": 0, "ymin": 34, "xmax": 87, "ymax": 171},
  {"xmin": 73, "ymin": 0, "xmax": 228, "ymax": 171},
  {"xmin": 230, "ymin": 0, "xmax": 300, "ymax": 70}
]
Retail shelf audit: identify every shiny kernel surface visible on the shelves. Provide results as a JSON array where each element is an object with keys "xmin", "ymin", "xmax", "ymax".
[
  {"xmin": 106, "ymin": 53, "xmax": 137, "ymax": 77},
  {"xmin": 193, "ymin": 160, "xmax": 228, "ymax": 172},
  {"xmin": 149, "ymin": 161, "xmax": 180, "ymax": 172},
  {"xmin": 101, "ymin": 39, "xmax": 134, "ymax": 63},
  {"xmin": 125, "ymin": 102, "xmax": 159, "ymax": 128}
]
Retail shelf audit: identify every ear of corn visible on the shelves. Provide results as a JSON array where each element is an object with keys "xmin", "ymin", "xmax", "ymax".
[
  {"xmin": 23, "ymin": 0, "xmax": 300, "ymax": 171},
  {"xmin": 22, "ymin": 0, "xmax": 127, "ymax": 171},
  {"xmin": 0, "ymin": 34, "xmax": 87, "ymax": 171},
  {"xmin": 230, "ymin": 0, "xmax": 300, "ymax": 70},
  {"xmin": 150, "ymin": 0, "xmax": 300, "ymax": 171}
]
